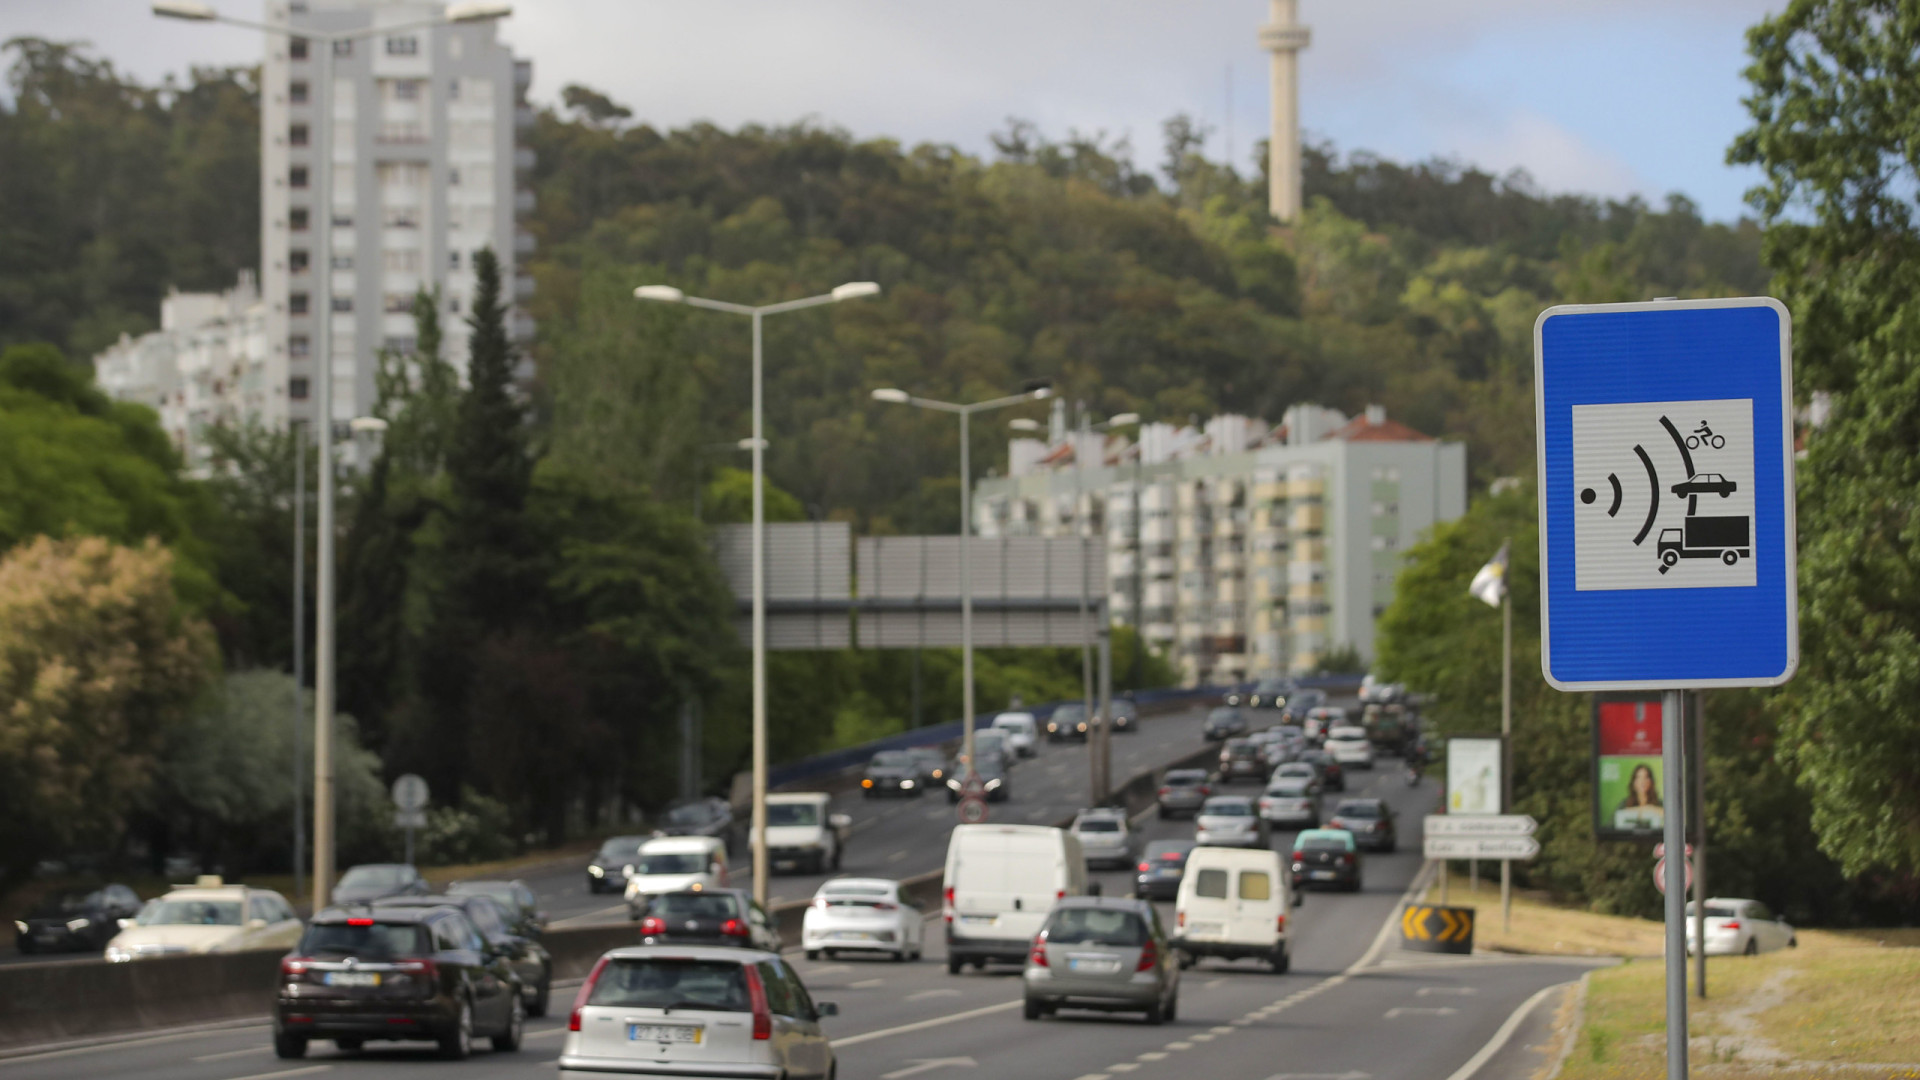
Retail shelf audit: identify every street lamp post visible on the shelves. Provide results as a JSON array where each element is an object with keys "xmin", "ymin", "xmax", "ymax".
[
  {"xmin": 638, "ymin": 284, "xmax": 879, "ymax": 908},
  {"xmin": 155, "ymin": 0, "xmax": 511, "ymax": 913},
  {"xmin": 1072, "ymin": 409, "xmax": 1138, "ymax": 804},
  {"xmin": 871, "ymin": 385, "xmax": 1053, "ymax": 779}
]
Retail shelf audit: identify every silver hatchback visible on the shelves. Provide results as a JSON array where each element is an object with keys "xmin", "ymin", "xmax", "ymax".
[
  {"xmin": 1071, "ymin": 810, "xmax": 1134, "ymax": 869},
  {"xmin": 1023, "ymin": 898, "xmax": 1179, "ymax": 1024},
  {"xmin": 1195, "ymin": 795, "xmax": 1271, "ymax": 849}
]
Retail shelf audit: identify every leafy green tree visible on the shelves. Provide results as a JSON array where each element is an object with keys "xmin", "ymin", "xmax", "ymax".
[{"xmin": 1730, "ymin": 0, "xmax": 1920, "ymax": 877}]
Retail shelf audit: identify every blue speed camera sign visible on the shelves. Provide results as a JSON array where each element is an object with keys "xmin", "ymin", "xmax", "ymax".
[{"xmin": 1534, "ymin": 298, "xmax": 1797, "ymax": 690}]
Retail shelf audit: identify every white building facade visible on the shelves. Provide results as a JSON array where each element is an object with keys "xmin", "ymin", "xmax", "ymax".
[{"xmin": 973, "ymin": 404, "xmax": 1468, "ymax": 685}]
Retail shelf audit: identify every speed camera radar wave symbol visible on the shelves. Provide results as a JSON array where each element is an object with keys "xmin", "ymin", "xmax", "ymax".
[{"xmin": 1580, "ymin": 449, "xmax": 1661, "ymax": 545}]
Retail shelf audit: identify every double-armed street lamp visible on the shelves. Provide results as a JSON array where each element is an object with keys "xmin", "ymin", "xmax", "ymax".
[
  {"xmin": 156, "ymin": 0, "xmax": 510, "ymax": 912},
  {"xmin": 636, "ymin": 283, "xmax": 880, "ymax": 907},
  {"xmin": 870, "ymin": 385, "xmax": 1055, "ymax": 777}
]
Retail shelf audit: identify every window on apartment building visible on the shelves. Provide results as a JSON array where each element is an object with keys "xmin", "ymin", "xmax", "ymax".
[
  {"xmin": 289, "ymin": 293, "xmax": 309, "ymax": 315},
  {"xmin": 290, "ymin": 249, "xmax": 310, "ymax": 273},
  {"xmin": 289, "ymin": 166, "xmax": 309, "ymax": 188},
  {"xmin": 332, "ymin": 40, "xmax": 352, "ymax": 57},
  {"xmin": 289, "ymin": 336, "xmax": 310, "ymax": 358},
  {"xmin": 385, "ymin": 36, "xmax": 419, "ymax": 56},
  {"xmin": 289, "ymin": 208, "xmax": 309, "ymax": 231},
  {"xmin": 448, "ymin": 166, "xmax": 461, "ymax": 186},
  {"xmin": 289, "ymin": 37, "xmax": 308, "ymax": 60},
  {"xmin": 394, "ymin": 78, "xmax": 422, "ymax": 100},
  {"xmin": 384, "ymin": 293, "xmax": 413, "ymax": 313},
  {"xmin": 289, "ymin": 376, "xmax": 310, "ymax": 399},
  {"xmin": 448, "ymin": 295, "xmax": 461, "ymax": 314},
  {"xmin": 447, "ymin": 77, "xmax": 461, "ymax": 100},
  {"xmin": 290, "ymin": 80, "xmax": 308, "ymax": 104},
  {"xmin": 383, "ymin": 208, "xmax": 420, "ymax": 229},
  {"xmin": 382, "ymin": 336, "xmax": 417, "ymax": 353},
  {"xmin": 289, "ymin": 123, "xmax": 309, "ymax": 147},
  {"xmin": 449, "ymin": 250, "xmax": 461, "ymax": 270},
  {"xmin": 331, "ymin": 295, "xmax": 353, "ymax": 313},
  {"xmin": 330, "ymin": 254, "xmax": 353, "ymax": 269},
  {"xmin": 331, "ymin": 212, "xmax": 353, "ymax": 229}
]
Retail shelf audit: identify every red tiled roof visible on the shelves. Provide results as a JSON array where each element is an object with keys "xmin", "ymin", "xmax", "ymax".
[{"xmin": 1327, "ymin": 415, "xmax": 1434, "ymax": 443}]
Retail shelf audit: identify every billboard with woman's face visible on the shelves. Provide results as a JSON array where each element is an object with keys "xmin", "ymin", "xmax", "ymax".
[{"xmin": 1594, "ymin": 695, "xmax": 1666, "ymax": 839}]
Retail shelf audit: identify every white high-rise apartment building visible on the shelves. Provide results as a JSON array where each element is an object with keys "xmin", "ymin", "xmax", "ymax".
[
  {"xmin": 261, "ymin": 0, "xmax": 534, "ymax": 428},
  {"xmin": 974, "ymin": 403, "xmax": 1467, "ymax": 685}
]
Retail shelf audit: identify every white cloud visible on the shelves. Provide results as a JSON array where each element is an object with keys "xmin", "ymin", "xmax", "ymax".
[{"xmin": 1450, "ymin": 110, "xmax": 1649, "ymax": 200}]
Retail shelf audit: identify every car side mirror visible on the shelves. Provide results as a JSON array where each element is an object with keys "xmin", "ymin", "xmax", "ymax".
[{"xmin": 816, "ymin": 1001, "xmax": 839, "ymax": 1018}]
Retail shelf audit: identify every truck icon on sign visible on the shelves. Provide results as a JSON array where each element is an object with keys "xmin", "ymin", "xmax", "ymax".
[{"xmin": 1658, "ymin": 518, "xmax": 1749, "ymax": 572}]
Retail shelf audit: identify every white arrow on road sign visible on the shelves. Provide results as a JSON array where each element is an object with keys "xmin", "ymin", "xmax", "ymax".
[
  {"xmin": 1424, "ymin": 836, "xmax": 1540, "ymax": 860},
  {"xmin": 1424, "ymin": 814, "xmax": 1537, "ymax": 837},
  {"xmin": 882, "ymin": 1058, "xmax": 977, "ymax": 1079}
]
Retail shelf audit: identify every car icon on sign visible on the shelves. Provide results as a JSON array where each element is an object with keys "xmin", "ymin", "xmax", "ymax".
[{"xmin": 1671, "ymin": 473, "xmax": 1736, "ymax": 499}]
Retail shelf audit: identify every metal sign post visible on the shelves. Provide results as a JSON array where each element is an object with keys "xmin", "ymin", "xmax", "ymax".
[
  {"xmin": 392, "ymin": 774, "xmax": 429, "ymax": 867},
  {"xmin": 1536, "ymin": 297, "xmax": 1798, "ymax": 1080}
]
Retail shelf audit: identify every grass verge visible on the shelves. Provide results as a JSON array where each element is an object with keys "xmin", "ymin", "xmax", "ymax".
[{"xmin": 1416, "ymin": 872, "xmax": 1666, "ymax": 958}]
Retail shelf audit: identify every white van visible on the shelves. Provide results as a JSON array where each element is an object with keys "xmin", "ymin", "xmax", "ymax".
[
  {"xmin": 623, "ymin": 835, "xmax": 729, "ymax": 918},
  {"xmin": 1173, "ymin": 846, "xmax": 1293, "ymax": 972},
  {"xmin": 990, "ymin": 712, "xmax": 1039, "ymax": 757},
  {"xmin": 942, "ymin": 824, "xmax": 1087, "ymax": 974}
]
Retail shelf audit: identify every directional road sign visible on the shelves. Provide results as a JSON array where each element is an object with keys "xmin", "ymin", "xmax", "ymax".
[
  {"xmin": 1425, "ymin": 814, "xmax": 1536, "ymax": 837},
  {"xmin": 1424, "ymin": 836, "xmax": 1540, "ymax": 860},
  {"xmin": 1534, "ymin": 297, "xmax": 1797, "ymax": 690},
  {"xmin": 1400, "ymin": 903, "xmax": 1475, "ymax": 954}
]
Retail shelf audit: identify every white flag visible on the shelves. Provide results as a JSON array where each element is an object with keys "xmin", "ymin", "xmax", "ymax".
[{"xmin": 1469, "ymin": 541, "xmax": 1509, "ymax": 608}]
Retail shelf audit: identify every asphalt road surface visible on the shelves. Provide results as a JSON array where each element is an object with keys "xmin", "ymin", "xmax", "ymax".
[{"xmin": 0, "ymin": 729, "xmax": 1604, "ymax": 1080}]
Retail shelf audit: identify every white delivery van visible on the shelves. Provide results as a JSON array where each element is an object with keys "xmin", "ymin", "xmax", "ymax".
[
  {"xmin": 757, "ymin": 793, "xmax": 853, "ymax": 875},
  {"xmin": 942, "ymin": 824, "xmax": 1087, "ymax": 974},
  {"xmin": 622, "ymin": 835, "xmax": 729, "ymax": 919},
  {"xmin": 1173, "ymin": 846, "xmax": 1293, "ymax": 972}
]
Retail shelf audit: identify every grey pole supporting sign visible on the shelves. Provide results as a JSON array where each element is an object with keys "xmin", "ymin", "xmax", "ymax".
[
  {"xmin": 1535, "ymin": 296, "xmax": 1799, "ymax": 1080},
  {"xmin": 392, "ymin": 774, "xmax": 429, "ymax": 867}
]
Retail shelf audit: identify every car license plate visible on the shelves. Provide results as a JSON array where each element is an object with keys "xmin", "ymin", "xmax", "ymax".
[
  {"xmin": 1311, "ymin": 871, "xmax": 1335, "ymax": 880},
  {"xmin": 1066, "ymin": 957, "xmax": 1118, "ymax": 973},
  {"xmin": 961, "ymin": 915, "xmax": 995, "ymax": 925},
  {"xmin": 324, "ymin": 972, "xmax": 381, "ymax": 987},
  {"xmin": 629, "ymin": 1024, "xmax": 701, "ymax": 1043},
  {"xmin": 1186, "ymin": 921, "xmax": 1223, "ymax": 936},
  {"xmin": 832, "ymin": 931, "xmax": 874, "ymax": 940}
]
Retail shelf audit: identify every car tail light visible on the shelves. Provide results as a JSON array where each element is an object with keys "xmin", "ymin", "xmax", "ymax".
[
  {"xmin": 1339, "ymin": 854, "xmax": 1354, "ymax": 865},
  {"xmin": 1276, "ymin": 914, "xmax": 1287, "ymax": 934},
  {"xmin": 1177, "ymin": 911, "xmax": 1186, "ymax": 929},
  {"xmin": 744, "ymin": 963, "xmax": 772, "ymax": 1040},
  {"xmin": 872, "ymin": 902, "xmax": 898, "ymax": 911},
  {"xmin": 1138, "ymin": 861, "xmax": 1151, "ymax": 873},
  {"xmin": 1056, "ymin": 890, "xmax": 1066, "ymax": 900},
  {"xmin": 943, "ymin": 886, "xmax": 955, "ymax": 924},
  {"xmin": 1157, "ymin": 787, "xmax": 1169, "ymax": 798},
  {"xmin": 639, "ymin": 916, "xmax": 666, "ymax": 935},
  {"xmin": 346, "ymin": 918, "xmax": 374, "ymax": 926},
  {"xmin": 1136, "ymin": 940, "xmax": 1158, "ymax": 972},
  {"xmin": 1200, "ymin": 785, "xmax": 1212, "ymax": 797},
  {"xmin": 281, "ymin": 956, "xmax": 311, "ymax": 977},
  {"xmin": 1723, "ymin": 921, "xmax": 1740, "ymax": 931},
  {"xmin": 721, "ymin": 918, "xmax": 749, "ymax": 938},
  {"xmin": 1029, "ymin": 938, "xmax": 1048, "ymax": 967},
  {"xmin": 569, "ymin": 955, "xmax": 612, "ymax": 1031}
]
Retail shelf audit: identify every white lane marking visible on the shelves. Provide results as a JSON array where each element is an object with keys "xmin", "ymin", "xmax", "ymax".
[
  {"xmin": 1166, "ymin": 1040, "xmax": 1193, "ymax": 1050},
  {"xmin": 192, "ymin": 1048, "xmax": 266, "ymax": 1062},
  {"xmin": 851, "ymin": 978, "xmax": 885, "ymax": 988},
  {"xmin": 222, "ymin": 1068, "xmax": 330, "ymax": 1080},
  {"xmin": 1418, "ymin": 986, "xmax": 1478, "ymax": 996},
  {"xmin": 1137, "ymin": 1051, "xmax": 1169, "ymax": 1061},
  {"xmin": 1203, "ymin": 978, "xmax": 1227, "ymax": 989},
  {"xmin": 1191, "ymin": 1033, "xmax": 1215, "ymax": 1042},
  {"xmin": 906, "ymin": 989, "xmax": 962, "ymax": 1001},
  {"xmin": 1072, "ymin": 1075, "xmax": 1111, "ymax": 1080},
  {"xmin": 924, "ymin": 808, "xmax": 950, "ymax": 822},
  {"xmin": 1384, "ymin": 1006, "xmax": 1457, "ymax": 1018},
  {"xmin": 1108, "ymin": 1066, "xmax": 1141, "ymax": 1074},
  {"xmin": 829, "ymin": 1000, "xmax": 1020, "ymax": 1048},
  {"xmin": 1025, "ymin": 808, "xmax": 1050, "ymax": 821},
  {"xmin": 1439, "ymin": 982, "xmax": 1569, "ymax": 1080},
  {"xmin": 889, "ymin": 850, "xmax": 910, "ymax": 863},
  {"xmin": 810, "ymin": 964, "xmax": 854, "ymax": 974},
  {"xmin": 1209, "ymin": 1025, "xmax": 1235, "ymax": 1034},
  {"xmin": 880, "ymin": 1056, "xmax": 977, "ymax": 1079}
]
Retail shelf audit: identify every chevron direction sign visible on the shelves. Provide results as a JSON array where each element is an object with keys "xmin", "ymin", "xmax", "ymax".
[
  {"xmin": 1400, "ymin": 903, "xmax": 1475, "ymax": 954},
  {"xmin": 1424, "ymin": 835, "xmax": 1541, "ymax": 860}
]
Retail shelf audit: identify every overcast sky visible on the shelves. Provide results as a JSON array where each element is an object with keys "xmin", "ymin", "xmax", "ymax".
[{"xmin": 6, "ymin": 0, "xmax": 1781, "ymax": 221}]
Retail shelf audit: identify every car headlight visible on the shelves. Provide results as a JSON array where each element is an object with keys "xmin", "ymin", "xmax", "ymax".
[
  {"xmin": 1047, "ymin": 723, "xmax": 1058, "ymax": 733},
  {"xmin": 947, "ymin": 778, "xmax": 962, "ymax": 790},
  {"xmin": 931, "ymin": 768, "xmax": 944, "ymax": 779},
  {"xmin": 105, "ymin": 946, "xmax": 132, "ymax": 963},
  {"xmin": 66, "ymin": 918, "xmax": 90, "ymax": 932},
  {"xmin": 623, "ymin": 864, "xmax": 636, "ymax": 877},
  {"xmin": 1076, "ymin": 722, "xmax": 1087, "ymax": 732},
  {"xmin": 588, "ymin": 865, "xmax": 604, "ymax": 877},
  {"xmin": 12, "ymin": 921, "xmax": 26, "ymax": 934},
  {"xmin": 984, "ymin": 778, "xmax": 1002, "ymax": 790},
  {"xmin": 900, "ymin": 780, "xmax": 915, "ymax": 789},
  {"xmin": 117, "ymin": 918, "xmax": 134, "ymax": 930}
]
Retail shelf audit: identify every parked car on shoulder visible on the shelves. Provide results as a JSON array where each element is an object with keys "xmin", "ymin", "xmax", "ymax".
[
  {"xmin": 1686, "ymin": 898, "xmax": 1797, "ymax": 957},
  {"xmin": 1023, "ymin": 896, "xmax": 1180, "ymax": 1024},
  {"xmin": 635, "ymin": 888, "xmax": 780, "ymax": 953},
  {"xmin": 331, "ymin": 863, "xmax": 429, "ymax": 906},
  {"xmin": 1290, "ymin": 829, "xmax": 1361, "ymax": 892},
  {"xmin": 377, "ymin": 892, "xmax": 554, "ymax": 1018},
  {"xmin": 104, "ymin": 877, "xmax": 301, "ymax": 962},
  {"xmin": 802, "ymin": 877, "xmax": 925, "ymax": 961},
  {"xmin": 557, "ymin": 946, "xmax": 837, "ymax": 1080},
  {"xmin": 1156, "ymin": 769, "xmax": 1212, "ymax": 819},
  {"xmin": 991, "ymin": 712, "xmax": 1040, "ymax": 757},
  {"xmin": 1133, "ymin": 840, "xmax": 1195, "ymax": 901},
  {"xmin": 587, "ymin": 835, "xmax": 650, "ymax": 895},
  {"xmin": 447, "ymin": 879, "xmax": 546, "ymax": 939},
  {"xmin": 273, "ymin": 902, "xmax": 523, "ymax": 1060},
  {"xmin": 15, "ymin": 884, "xmax": 141, "ymax": 955},
  {"xmin": 1071, "ymin": 808, "xmax": 1135, "ymax": 869},
  {"xmin": 1203, "ymin": 707, "xmax": 1249, "ymax": 741},
  {"xmin": 861, "ymin": 750, "xmax": 926, "ymax": 798},
  {"xmin": 1328, "ymin": 798, "xmax": 1397, "ymax": 852}
]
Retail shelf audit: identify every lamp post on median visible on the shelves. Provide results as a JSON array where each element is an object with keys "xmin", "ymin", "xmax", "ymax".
[
  {"xmin": 156, "ymin": 0, "xmax": 511, "ymax": 917},
  {"xmin": 870, "ymin": 385, "xmax": 1054, "ymax": 784},
  {"xmin": 637, "ymin": 284, "xmax": 879, "ymax": 908},
  {"xmin": 1072, "ymin": 409, "xmax": 1138, "ymax": 804}
]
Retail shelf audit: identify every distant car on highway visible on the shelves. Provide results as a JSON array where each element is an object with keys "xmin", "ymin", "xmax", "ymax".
[
  {"xmin": 331, "ymin": 863, "xmax": 429, "ymax": 906},
  {"xmin": 377, "ymin": 892, "xmax": 554, "ymax": 1017},
  {"xmin": 991, "ymin": 712, "xmax": 1039, "ymax": 757},
  {"xmin": 558, "ymin": 946, "xmax": 838, "ymax": 1080},
  {"xmin": 655, "ymin": 798, "xmax": 737, "ymax": 854},
  {"xmin": 587, "ymin": 835, "xmax": 649, "ymax": 894},
  {"xmin": 1023, "ymin": 896, "xmax": 1180, "ymax": 1024},
  {"xmin": 1203, "ymin": 707, "xmax": 1249, "ymax": 741},
  {"xmin": 1133, "ymin": 840, "xmax": 1195, "ymax": 901},
  {"xmin": 862, "ymin": 750, "xmax": 926, "ymax": 798},
  {"xmin": 1686, "ymin": 898, "xmax": 1797, "ymax": 956},
  {"xmin": 1156, "ymin": 769, "xmax": 1212, "ymax": 819},
  {"xmin": 1282, "ymin": 688, "xmax": 1327, "ymax": 725},
  {"xmin": 274, "ymin": 903, "xmax": 522, "ymax": 1060},
  {"xmin": 1227, "ymin": 676, "xmax": 1296, "ymax": 710},
  {"xmin": 624, "ymin": 836, "xmax": 729, "ymax": 919},
  {"xmin": 1328, "ymin": 798, "xmax": 1397, "ymax": 853},
  {"xmin": 1323, "ymin": 725, "xmax": 1376, "ymax": 770},
  {"xmin": 972, "ymin": 729, "xmax": 1018, "ymax": 769},
  {"xmin": 1290, "ymin": 829, "xmax": 1361, "ymax": 892},
  {"xmin": 104, "ymin": 877, "xmax": 301, "ymax": 962},
  {"xmin": 14, "ymin": 884, "xmax": 141, "ymax": 955},
  {"xmin": 635, "ymin": 888, "xmax": 780, "ymax": 952},
  {"xmin": 1304, "ymin": 706, "xmax": 1346, "ymax": 742},
  {"xmin": 1047, "ymin": 702, "xmax": 1091, "ymax": 742},
  {"xmin": 1194, "ymin": 795, "xmax": 1270, "ymax": 849},
  {"xmin": 1297, "ymin": 748, "xmax": 1346, "ymax": 791},
  {"xmin": 801, "ymin": 877, "xmax": 925, "ymax": 961},
  {"xmin": 1071, "ymin": 808, "xmax": 1136, "ymax": 869},
  {"xmin": 1219, "ymin": 738, "xmax": 1266, "ymax": 783},
  {"xmin": 1109, "ymin": 697, "xmax": 1139, "ymax": 733},
  {"xmin": 946, "ymin": 757, "xmax": 1010, "ymax": 803},
  {"xmin": 1258, "ymin": 776, "xmax": 1322, "ymax": 829},
  {"xmin": 758, "ymin": 793, "xmax": 852, "ymax": 875},
  {"xmin": 447, "ymin": 879, "xmax": 546, "ymax": 939}
]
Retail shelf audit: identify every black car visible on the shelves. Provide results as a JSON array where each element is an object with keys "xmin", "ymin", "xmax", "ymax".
[
  {"xmin": 657, "ymin": 797, "xmax": 737, "ymax": 852},
  {"xmin": 332, "ymin": 863, "xmax": 430, "ymax": 906},
  {"xmin": 862, "ymin": 750, "xmax": 925, "ymax": 798},
  {"xmin": 1047, "ymin": 703, "xmax": 1091, "ymax": 742},
  {"xmin": 1133, "ymin": 840, "xmax": 1195, "ymax": 901},
  {"xmin": 1227, "ymin": 676, "xmax": 1296, "ymax": 710},
  {"xmin": 906, "ymin": 747, "xmax": 949, "ymax": 787},
  {"xmin": 14, "ymin": 884, "xmax": 141, "ymax": 954},
  {"xmin": 1291, "ymin": 830, "xmax": 1362, "ymax": 891},
  {"xmin": 946, "ymin": 758, "xmax": 1010, "ymax": 802},
  {"xmin": 1328, "ymin": 798, "xmax": 1398, "ymax": 852},
  {"xmin": 636, "ymin": 889, "xmax": 781, "ymax": 952},
  {"xmin": 1282, "ymin": 689, "xmax": 1327, "ymax": 724},
  {"xmin": 1219, "ymin": 738, "xmax": 1265, "ymax": 783},
  {"xmin": 376, "ymin": 892, "xmax": 553, "ymax": 1017},
  {"xmin": 1109, "ymin": 698, "xmax": 1139, "ymax": 734},
  {"xmin": 447, "ymin": 879, "xmax": 545, "ymax": 938},
  {"xmin": 1299, "ymin": 748, "xmax": 1346, "ymax": 791},
  {"xmin": 274, "ymin": 904, "xmax": 523, "ymax": 1060},
  {"xmin": 1203, "ymin": 707, "xmax": 1249, "ymax": 741},
  {"xmin": 587, "ymin": 835, "xmax": 649, "ymax": 894}
]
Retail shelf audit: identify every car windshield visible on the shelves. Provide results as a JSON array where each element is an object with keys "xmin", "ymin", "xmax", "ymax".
[
  {"xmin": 1165, "ymin": 771, "xmax": 1207, "ymax": 786},
  {"xmin": 1268, "ymin": 780, "xmax": 1312, "ymax": 796},
  {"xmin": 766, "ymin": 804, "xmax": 820, "ymax": 827},
  {"xmin": 1255, "ymin": 679, "xmax": 1291, "ymax": 693},
  {"xmin": 300, "ymin": 921, "xmax": 430, "ymax": 958},
  {"xmin": 870, "ymin": 751, "xmax": 914, "ymax": 768},
  {"xmin": 598, "ymin": 837, "xmax": 646, "ymax": 859},
  {"xmin": 649, "ymin": 893, "xmax": 741, "ymax": 919},
  {"xmin": 1297, "ymin": 835, "xmax": 1350, "ymax": 852},
  {"xmin": 339, "ymin": 866, "xmax": 409, "ymax": 888},
  {"xmin": 138, "ymin": 899, "xmax": 242, "ymax": 926},
  {"xmin": 994, "ymin": 714, "xmax": 1032, "ymax": 729},
  {"xmin": 1335, "ymin": 802, "xmax": 1381, "ymax": 818},
  {"xmin": 1329, "ymin": 728, "xmax": 1367, "ymax": 741},
  {"xmin": 1688, "ymin": 903, "xmax": 1739, "ymax": 919},
  {"xmin": 587, "ymin": 958, "xmax": 751, "ymax": 1012},
  {"xmin": 667, "ymin": 804, "xmax": 719, "ymax": 826},
  {"xmin": 1076, "ymin": 819, "xmax": 1121, "ymax": 833},
  {"xmin": 1202, "ymin": 800, "xmax": 1253, "ymax": 817},
  {"xmin": 31, "ymin": 891, "xmax": 99, "ymax": 917},
  {"xmin": 1053, "ymin": 704, "xmax": 1085, "ymax": 722},
  {"xmin": 1277, "ymin": 764, "xmax": 1314, "ymax": 777},
  {"xmin": 635, "ymin": 853, "xmax": 709, "ymax": 875},
  {"xmin": 1045, "ymin": 907, "xmax": 1148, "ymax": 947},
  {"xmin": 1143, "ymin": 842, "xmax": 1192, "ymax": 862},
  {"xmin": 1207, "ymin": 708, "xmax": 1241, "ymax": 723},
  {"xmin": 822, "ymin": 885, "xmax": 890, "ymax": 899}
]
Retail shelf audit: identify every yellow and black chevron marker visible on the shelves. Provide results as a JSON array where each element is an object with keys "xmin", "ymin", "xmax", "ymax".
[{"xmin": 1400, "ymin": 903, "xmax": 1475, "ymax": 954}]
